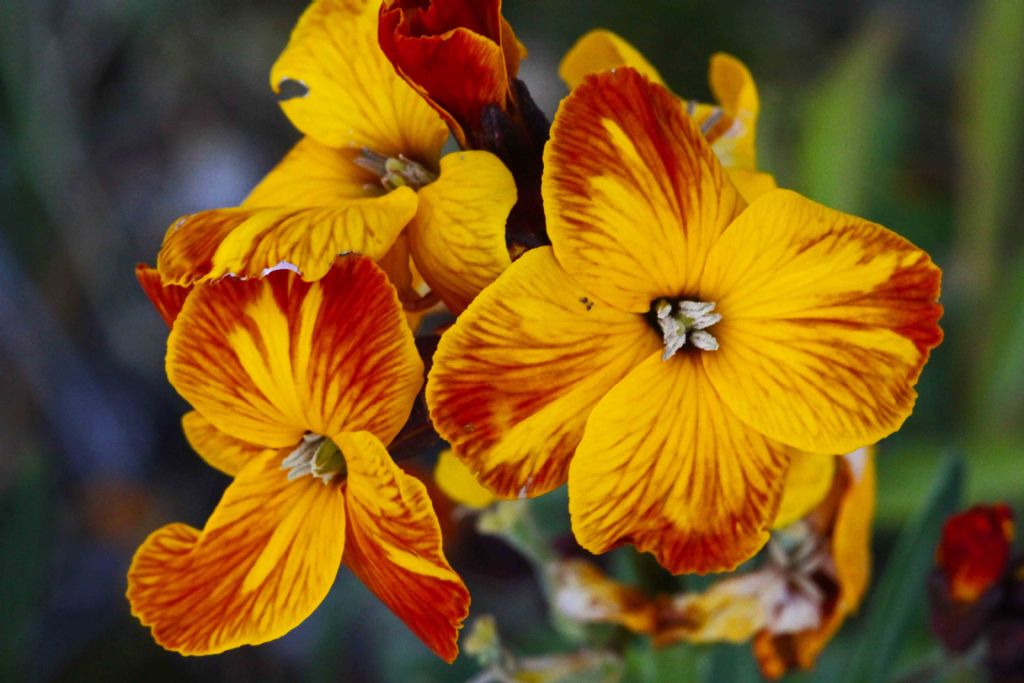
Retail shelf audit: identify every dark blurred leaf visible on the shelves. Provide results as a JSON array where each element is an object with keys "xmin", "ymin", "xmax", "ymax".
[
  {"xmin": 0, "ymin": 455, "xmax": 52, "ymax": 681},
  {"xmin": 837, "ymin": 452, "xmax": 964, "ymax": 683}
]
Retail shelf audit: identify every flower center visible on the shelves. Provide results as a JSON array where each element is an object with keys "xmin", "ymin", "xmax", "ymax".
[
  {"xmin": 354, "ymin": 149, "xmax": 438, "ymax": 192},
  {"xmin": 281, "ymin": 433, "xmax": 346, "ymax": 485},
  {"xmin": 651, "ymin": 298, "xmax": 721, "ymax": 360}
]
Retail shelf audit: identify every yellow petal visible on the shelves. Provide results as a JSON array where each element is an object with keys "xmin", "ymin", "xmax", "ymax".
[
  {"xmin": 434, "ymin": 449, "xmax": 496, "ymax": 509},
  {"xmin": 181, "ymin": 410, "xmax": 269, "ymax": 477},
  {"xmin": 127, "ymin": 449, "xmax": 346, "ymax": 654},
  {"xmin": 271, "ymin": 0, "xmax": 447, "ymax": 159},
  {"xmin": 558, "ymin": 29, "xmax": 664, "ymax": 89},
  {"xmin": 727, "ymin": 168, "xmax": 777, "ymax": 203},
  {"xmin": 706, "ymin": 53, "xmax": 760, "ymax": 170},
  {"xmin": 700, "ymin": 189, "xmax": 943, "ymax": 454},
  {"xmin": 772, "ymin": 452, "xmax": 836, "ymax": 529},
  {"xmin": 156, "ymin": 190, "xmax": 417, "ymax": 285},
  {"xmin": 408, "ymin": 151, "xmax": 515, "ymax": 314},
  {"xmin": 427, "ymin": 247, "xmax": 658, "ymax": 498},
  {"xmin": 338, "ymin": 431, "xmax": 469, "ymax": 663},
  {"xmin": 167, "ymin": 255, "xmax": 423, "ymax": 449},
  {"xmin": 544, "ymin": 67, "xmax": 745, "ymax": 313},
  {"xmin": 569, "ymin": 352, "xmax": 791, "ymax": 574},
  {"xmin": 242, "ymin": 137, "xmax": 380, "ymax": 208}
]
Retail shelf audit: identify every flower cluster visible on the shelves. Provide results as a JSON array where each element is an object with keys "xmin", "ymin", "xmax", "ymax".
[{"xmin": 130, "ymin": 0, "xmax": 943, "ymax": 672}]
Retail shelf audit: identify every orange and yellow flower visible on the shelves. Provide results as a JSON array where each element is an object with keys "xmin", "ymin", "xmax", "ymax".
[
  {"xmin": 427, "ymin": 67, "xmax": 942, "ymax": 574},
  {"xmin": 156, "ymin": 0, "xmax": 516, "ymax": 315},
  {"xmin": 127, "ymin": 255, "xmax": 469, "ymax": 660},
  {"xmin": 559, "ymin": 30, "xmax": 775, "ymax": 201}
]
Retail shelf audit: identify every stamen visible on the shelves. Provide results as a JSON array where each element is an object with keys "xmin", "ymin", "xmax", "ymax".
[
  {"xmin": 652, "ymin": 298, "xmax": 721, "ymax": 360},
  {"xmin": 355, "ymin": 148, "xmax": 438, "ymax": 192},
  {"xmin": 700, "ymin": 107, "xmax": 725, "ymax": 135},
  {"xmin": 281, "ymin": 433, "xmax": 346, "ymax": 484}
]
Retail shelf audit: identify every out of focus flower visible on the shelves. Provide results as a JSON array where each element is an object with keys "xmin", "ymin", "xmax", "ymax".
[
  {"xmin": 428, "ymin": 67, "xmax": 942, "ymax": 573},
  {"xmin": 929, "ymin": 503, "xmax": 1017, "ymax": 654},
  {"xmin": 127, "ymin": 256, "xmax": 469, "ymax": 660},
  {"xmin": 559, "ymin": 31, "xmax": 774, "ymax": 201},
  {"xmin": 549, "ymin": 449, "xmax": 874, "ymax": 679},
  {"xmin": 157, "ymin": 0, "xmax": 515, "ymax": 314},
  {"xmin": 937, "ymin": 503, "xmax": 1014, "ymax": 604}
]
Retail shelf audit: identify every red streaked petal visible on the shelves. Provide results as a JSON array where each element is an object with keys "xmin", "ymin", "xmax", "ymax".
[
  {"xmin": 167, "ymin": 255, "xmax": 423, "ymax": 448},
  {"xmin": 127, "ymin": 450, "xmax": 346, "ymax": 654},
  {"xmin": 569, "ymin": 352, "xmax": 791, "ymax": 574},
  {"xmin": 543, "ymin": 67, "xmax": 745, "ymax": 313},
  {"xmin": 701, "ymin": 189, "xmax": 943, "ymax": 454},
  {"xmin": 338, "ymin": 431, "xmax": 469, "ymax": 662},
  {"xmin": 181, "ymin": 410, "xmax": 269, "ymax": 477},
  {"xmin": 427, "ymin": 247, "xmax": 658, "ymax": 498},
  {"xmin": 136, "ymin": 263, "xmax": 191, "ymax": 328},
  {"xmin": 156, "ymin": 192, "xmax": 417, "ymax": 286}
]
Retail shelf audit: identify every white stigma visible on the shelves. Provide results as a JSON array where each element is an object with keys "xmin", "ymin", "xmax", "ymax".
[
  {"xmin": 654, "ymin": 298, "xmax": 721, "ymax": 360},
  {"xmin": 281, "ymin": 433, "xmax": 346, "ymax": 484}
]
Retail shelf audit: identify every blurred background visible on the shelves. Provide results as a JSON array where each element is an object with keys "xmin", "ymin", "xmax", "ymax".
[{"xmin": 1, "ymin": 0, "xmax": 1021, "ymax": 680}]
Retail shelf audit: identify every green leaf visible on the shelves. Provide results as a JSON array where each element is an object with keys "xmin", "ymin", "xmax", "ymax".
[
  {"xmin": 796, "ymin": 13, "xmax": 901, "ymax": 214},
  {"xmin": 0, "ymin": 455, "xmax": 53, "ymax": 681},
  {"xmin": 837, "ymin": 452, "xmax": 964, "ymax": 683}
]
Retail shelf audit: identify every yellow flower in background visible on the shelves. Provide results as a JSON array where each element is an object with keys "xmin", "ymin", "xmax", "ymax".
[
  {"xmin": 560, "ymin": 30, "xmax": 775, "ymax": 201},
  {"xmin": 127, "ymin": 255, "xmax": 469, "ymax": 660},
  {"xmin": 427, "ymin": 68, "xmax": 942, "ymax": 573},
  {"xmin": 156, "ymin": 0, "xmax": 516, "ymax": 315}
]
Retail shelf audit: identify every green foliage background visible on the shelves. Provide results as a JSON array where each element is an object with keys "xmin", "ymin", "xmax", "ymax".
[{"xmin": 0, "ymin": 0, "xmax": 1021, "ymax": 681}]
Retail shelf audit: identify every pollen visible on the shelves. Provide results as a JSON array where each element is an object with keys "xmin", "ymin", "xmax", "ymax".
[
  {"xmin": 281, "ymin": 433, "xmax": 347, "ymax": 484},
  {"xmin": 652, "ymin": 298, "xmax": 721, "ymax": 360},
  {"xmin": 354, "ymin": 149, "xmax": 438, "ymax": 192}
]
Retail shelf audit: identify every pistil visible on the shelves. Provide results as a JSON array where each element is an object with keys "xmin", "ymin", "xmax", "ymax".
[
  {"xmin": 653, "ymin": 298, "xmax": 721, "ymax": 360},
  {"xmin": 355, "ymin": 149, "xmax": 438, "ymax": 192},
  {"xmin": 281, "ymin": 433, "xmax": 346, "ymax": 484}
]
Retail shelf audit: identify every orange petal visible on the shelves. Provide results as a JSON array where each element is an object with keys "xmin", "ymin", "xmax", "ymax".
[
  {"xmin": 427, "ymin": 247, "xmax": 658, "ymax": 498},
  {"xmin": 378, "ymin": 0, "xmax": 516, "ymax": 145},
  {"xmin": 271, "ymin": 0, "xmax": 447, "ymax": 159},
  {"xmin": 408, "ymin": 150, "xmax": 515, "ymax": 314},
  {"xmin": 700, "ymin": 189, "xmax": 943, "ymax": 454},
  {"xmin": 136, "ymin": 264, "xmax": 191, "ymax": 328},
  {"xmin": 167, "ymin": 255, "xmax": 423, "ymax": 449},
  {"xmin": 569, "ymin": 352, "xmax": 791, "ymax": 574},
  {"xmin": 181, "ymin": 410, "xmax": 269, "ymax": 477},
  {"xmin": 156, "ymin": 190, "xmax": 417, "ymax": 286},
  {"xmin": 127, "ymin": 450, "xmax": 347, "ymax": 654},
  {"xmin": 242, "ymin": 137, "xmax": 380, "ymax": 209},
  {"xmin": 558, "ymin": 29, "xmax": 664, "ymax": 89},
  {"xmin": 772, "ymin": 451, "xmax": 836, "ymax": 529},
  {"xmin": 338, "ymin": 431, "xmax": 469, "ymax": 662},
  {"xmin": 543, "ymin": 67, "xmax": 745, "ymax": 313}
]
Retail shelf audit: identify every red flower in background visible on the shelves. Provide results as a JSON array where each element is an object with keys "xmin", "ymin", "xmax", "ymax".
[{"xmin": 937, "ymin": 503, "xmax": 1014, "ymax": 604}]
